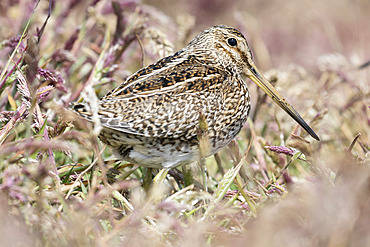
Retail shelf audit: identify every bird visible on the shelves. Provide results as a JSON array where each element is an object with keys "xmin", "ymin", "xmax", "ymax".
[{"xmin": 72, "ymin": 25, "xmax": 319, "ymax": 169}]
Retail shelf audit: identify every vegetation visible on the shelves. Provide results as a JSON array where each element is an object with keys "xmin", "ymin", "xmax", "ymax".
[{"xmin": 0, "ymin": 0, "xmax": 368, "ymax": 246}]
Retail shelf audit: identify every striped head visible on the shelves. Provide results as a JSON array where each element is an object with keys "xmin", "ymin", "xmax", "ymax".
[
  {"xmin": 186, "ymin": 25, "xmax": 254, "ymax": 75},
  {"xmin": 187, "ymin": 25, "xmax": 320, "ymax": 141}
]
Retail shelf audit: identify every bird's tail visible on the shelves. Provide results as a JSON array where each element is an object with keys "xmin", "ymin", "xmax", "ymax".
[{"xmin": 70, "ymin": 102, "xmax": 93, "ymax": 119}]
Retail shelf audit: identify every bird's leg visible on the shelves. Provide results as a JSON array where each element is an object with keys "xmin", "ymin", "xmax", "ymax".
[
  {"xmin": 143, "ymin": 167, "xmax": 153, "ymax": 192},
  {"xmin": 182, "ymin": 165, "xmax": 194, "ymax": 187},
  {"xmin": 201, "ymin": 163, "xmax": 208, "ymax": 192},
  {"xmin": 214, "ymin": 153, "xmax": 225, "ymax": 176}
]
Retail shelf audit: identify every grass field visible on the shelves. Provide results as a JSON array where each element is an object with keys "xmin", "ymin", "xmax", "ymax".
[{"xmin": 0, "ymin": 0, "xmax": 369, "ymax": 246}]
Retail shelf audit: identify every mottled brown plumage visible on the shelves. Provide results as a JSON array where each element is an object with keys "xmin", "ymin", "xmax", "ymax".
[{"xmin": 72, "ymin": 25, "xmax": 319, "ymax": 168}]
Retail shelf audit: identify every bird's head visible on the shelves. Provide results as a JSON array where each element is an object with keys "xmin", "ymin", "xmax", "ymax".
[{"xmin": 188, "ymin": 25, "xmax": 320, "ymax": 141}]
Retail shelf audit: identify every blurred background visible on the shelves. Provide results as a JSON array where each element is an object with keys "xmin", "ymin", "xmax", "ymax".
[
  {"xmin": 144, "ymin": 0, "xmax": 370, "ymax": 70},
  {"xmin": 0, "ymin": 0, "xmax": 369, "ymax": 246}
]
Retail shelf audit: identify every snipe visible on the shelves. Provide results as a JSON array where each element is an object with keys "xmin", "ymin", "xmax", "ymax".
[{"xmin": 72, "ymin": 25, "xmax": 319, "ymax": 168}]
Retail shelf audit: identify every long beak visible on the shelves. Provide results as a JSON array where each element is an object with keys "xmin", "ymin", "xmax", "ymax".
[{"xmin": 245, "ymin": 63, "xmax": 320, "ymax": 141}]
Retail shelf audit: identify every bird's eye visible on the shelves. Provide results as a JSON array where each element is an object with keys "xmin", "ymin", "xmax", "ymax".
[{"xmin": 227, "ymin": 38, "xmax": 237, "ymax": 47}]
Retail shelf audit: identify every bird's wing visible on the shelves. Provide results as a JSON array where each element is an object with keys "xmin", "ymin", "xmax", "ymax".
[{"xmin": 73, "ymin": 55, "xmax": 229, "ymax": 139}]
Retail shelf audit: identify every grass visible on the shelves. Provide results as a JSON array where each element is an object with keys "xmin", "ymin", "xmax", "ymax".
[{"xmin": 0, "ymin": 0, "xmax": 369, "ymax": 246}]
